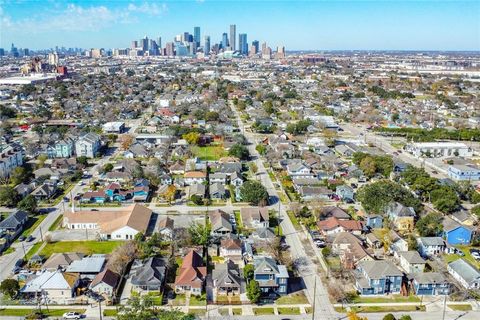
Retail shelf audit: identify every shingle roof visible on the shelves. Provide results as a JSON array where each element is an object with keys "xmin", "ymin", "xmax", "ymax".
[
  {"xmin": 448, "ymin": 259, "xmax": 480, "ymax": 284},
  {"xmin": 90, "ymin": 269, "xmax": 120, "ymax": 289},
  {"xmin": 358, "ymin": 260, "xmax": 403, "ymax": 279},
  {"xmin": 0, "ymin": 210, "xmax": 28, "ymax": 229},
  {"xmin": 131, "ymin": 257, "xmax": 167, "ymax": 287}
]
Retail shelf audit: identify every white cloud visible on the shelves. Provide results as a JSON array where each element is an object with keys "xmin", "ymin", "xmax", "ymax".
[{"xmin": 127, "ymin": 2, "xmax": 168, "ymax": 16}]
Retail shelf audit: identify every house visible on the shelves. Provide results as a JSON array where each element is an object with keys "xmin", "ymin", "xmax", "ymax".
[
  {"xmin": 240, "ymin": 207, "xmax": 269, "ymax": 229},
  {"xmin": 0, "ymin": 210, "xmax": 29, "ymax": 239},
  {"xmin": 386, "ymin": 202, "xmax": 416, "ymax": 231},
  {"xmin": 253, "ymin": 256, "xmax": 289, "ymax": 296},
  {"xmin": 81, "ymin": 190, "xmax": 107, "ymax": 204},
  {"xmin": 184, "ymin": 171, "xmax": 207, "ymax": 185},
  {"xmin": 230, "ymin": 172, "xmax": 243, "ymax": 187},
  {"xmin": 130, "ymin": 257, "xmax": 168, "ymax": 293},
  {"xmin": 336, "ymin": 185, "xmax": 354, "ymax": 201},
  {"xmin": 31, "ymin": 183, "xmax": 57, "ymax": 201},
  {"xmin": 318, "ymin": 206, "xmax": 351, "ymax": 220},
  {"xmin": 411, "ymin": 273, "xmax": 450, "ymax": 296},
  {"xmin": 42, "ymin": 253, "xmax": 84, "ymax": 271},
  {"xmin": 103, "ymin": 122, "xmax": 125, "ymax": 133},
  {"xmin": 209, "ymin": 210, "xmax": 233, "ymax": 238},
  {"xmin": 354, "ymin": 260, "xmax": 404, "ymax": 295},
  {"xmin": 332, "ymin": 232, "xmax": 373, "ymax": 269},
  {"xmin": 21, "ymin": 271, "xmax": 80, "ymax": 303},
  {"xmin": 443, "ymin": 216, "xmax": 474, "ymax": 245},
  {"xmin": 14, "ymin": 182, "xmax": 35, "ymax": 198},
  {"xmin": 390, "ymin": 230, "xmax": 408, "ymax": 253},
  {"xmin": 211, "ymin": 260, "xmax": 242, "ymax": 299},
  {"xmin": 75, "ymin": 133, "xmax": 101, "ymax": 158},
  {"xmin": 298, "ymin": 186, "xmax": 332, "ymax": 200},
  {"xmin": 209, "ymin": 173, "xmax": 227, "ymax": 184},
  {"xmin": 397, "ymin": 251, "xmax": 426, "ymax": 274},
  {"xmin": 0, "ymin": 143, "xmax": 24, "ymax": 178},
  {"xmin": 417, "ymin": 237, "xmax": 445, "ymax": 258},
  {"xmin": 317, "ymin": 217, "xmax": 363, "ymax": 237},
  {"xmin": 250, "ymin": 227, "xmax": 276, "ymax": 242},
  {"xmin": 46, "ymin": 137, "xmax": 75, "ymax": 159},
  {"xmin": 219, "ymin": 238, "xmax": 242, "ymax": 261},
  {"xmin": 157, "ymin": 217, "xmax": 174, "ymax": 240},
  {"xmin": 174, "ymin": 250, "xmax": 207, "ymax": 296},
  {"xmin": 218, "ymin": 162, "xmax": 242, "ymax": 176},
  {"xmin": 447, "ymin": 259, "xmax": 480, "ymax": 290},
  {"xmin": 188, "ymin": 183, "xmax": 206, "ymax": 199},
  {"xmin": 89, "ymin": 269, "xmax": 120, "ymax": 298},
  {"xmin": 66, "ymin": 255, "xmax": 106, "ymax": 279},
  {"xmin": 63, "ymin": 204, "xmax": 152, "ymax": 240},
  {"xmin": 286, "ymin": 162, "xmax": 311, "ymax": 176},
  {"xmin": 447, "ymin": 164, "xmax": 480, "ymax": 181},
  {"xmin": 133, "ymin": 179, "xmax": 150, "ymax": 202},
  {"xmin": 210, "ymin": 182, "xmax": 227, "ymax": 200},
  {"xmin": 364, "ymin": 214, "xmax": 383, "ymax": 229}
]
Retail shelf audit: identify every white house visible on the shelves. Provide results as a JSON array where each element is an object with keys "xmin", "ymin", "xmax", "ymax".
[
  {"xmin": 417, "ymin": 237, "xmax": 445, "ymax": 258},
  {"xmin": 102, "ymin": 122, "xmax": 125, "ymax": 133},
  {"xmin": 447, "ymin": 259, "xmax": 480, "ymax": 290},
  {"xmin": 0, "ymin": 144, "xmax": 24, "ymax": 178},
  {"xmin": 75, "ymin": 133, "xmax": 101, "ymax": 158},
  {"xmin": 406, "ymin": 142, "xmax": 473, "ymax": 158},
  {"xmin": 447, "ymin": 164, "xmax": 480, "ymax": 181}
]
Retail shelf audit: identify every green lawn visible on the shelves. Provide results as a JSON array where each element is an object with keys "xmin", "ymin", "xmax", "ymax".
[
  {"xmin": 232, "ymin": 308, "xmax": 242, "ymax": 315},
  {"xmin": 352, "ymin": 295, "xmax": 420, "ymax": 304},
  {"xmin": 0, "ymin": 308, "xmax": 85, "ymax": 317},
  {"xmin": 188, "ymin": 309, "xmax": 206, "ymax": 317},
  {"xmin": 103, "ymin": 309, "xmax": 118, "ymax": 316},
  {"xmin": 444, "ymin": 246, "xmax": 480, "ymax": 268},
  {"xmin": 18, "ymin": 214, "xmax": 47, "ymax": 239},
  {"xmin": 448, "ymin": 304, "xmax": 472, "ymax": 311},
  {"xmin": 350, "ymin": 306, "xmax": 425, "ymax": 313},
  {"xmin": 48, "ymin": 215, "xmax": 63, "ymax": 232},
  {"xmin": 253, "ymin": 307, "xmax": 275, "ymax": 315},
  {"xmin": 170, "ymin": 294, "xmax": 186, "ymax": 306},
  {"xmin": 286, "ymin": 210, "xmax": 301, "ymax": 230},
  {"xmin": 276, "ymin": 292, "xmax": 309, "ymax": 305},
  {"xmin": 1, "ymin": 247, "xmax": 15, "ymax": 256},
  {"xmin": 277, "ymin": 307, "xmax": 301, "ymax": 315},
  {"xmin": 191, "ymin": 145, "xmax": 226, "ymax": 161},
  {"xmin": 40, "ymin": 241, "xmax": 122, "ymax": 258},
  {"xmin": 189, "ymin": 294, "xmax": 206, "ymax": 306},
  {"xmin": 25, "ymin": 242, "xmax": 43, "ymax": 260}
]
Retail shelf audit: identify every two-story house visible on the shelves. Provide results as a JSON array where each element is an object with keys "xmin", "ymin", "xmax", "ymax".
[
  {"xmin": 75, "ymin": 133, "xmax": 101, "ymax": 158},
  {"xmin": 447, "ymin": 259, "xmax": 480, "ymax": 290},
  {"xmin": 354, "ymin": 260, "xmax": 404, "ymax": 295},
  {"xmin": 174, "ymin": 250, "xmax": 207, "ymax": 296},
  {"xmin": 46, "ymin": 137, "xmax": 75, "ymax": 159},
  {"xmin": 386, "ymin": 202, "xmax": 416, "ymax": 231},
  {"xmin": 397, "ymin": 251, "xmax": 426, "ymax": 274},
  {"xmin": 209, "ymin": 210, "xmax": 233, "ymax": 238},
  {"xmin": 240, "ymin": 207, "xmax": 269, "ymax": 229},
  {"xmin": 0, "ymin": 144, "xmax": 24, "ymax": 178},
  {"xmin": 411, "ymin": 272, "xmax": 450, "ymax": 296},
  {"xmin": 443, "ymin": 216, "xmax": 474, "ymax": 245},
  {"xmin": 253, "ymin": 256, "xmax": 289, "ymax": 296},
  {"xmin": 417, "ymin": 237, "xmax": 445, "ymax": 258},
  {"xmin": 184, "ymin": 171, "xmax": 207, "ymax": 185}
]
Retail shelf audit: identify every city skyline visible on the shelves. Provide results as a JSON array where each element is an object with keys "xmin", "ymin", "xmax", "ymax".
[{"xmin": 0, "ymin": 0, "xmax": 478, "ymax": 51}]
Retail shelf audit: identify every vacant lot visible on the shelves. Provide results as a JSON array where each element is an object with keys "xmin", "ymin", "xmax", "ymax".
[
  {"xmin": 191, "ymin": 145, "xmax": 226, "ymax": 161},
  {"xmin": 40, "ymin": 241, "xmax": 122, "ymax": 258}
]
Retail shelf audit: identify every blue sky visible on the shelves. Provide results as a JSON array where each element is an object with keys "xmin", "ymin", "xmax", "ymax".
[{"xmin": 0, "ymin": 0, "xmax": 478, "ymax": 50}]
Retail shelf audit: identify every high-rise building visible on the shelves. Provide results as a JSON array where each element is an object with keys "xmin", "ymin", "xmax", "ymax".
[
  {"xmin": 221, "ymin": 33, "xmax": 229, "ymax": 49},
  {"xmin": 239, "ymin": 33, "xmax": 248, "ymax": 55},
  {"xmin": 140, "ymin": 36, "xmax": 149, "ymax": 51},
  {"xmin": 166, "ymin": 42, "xmax": 175, "ymax": 56},
  {"xmin": 131, "ymin": 41, "xmax": 138, "ymax": 49},
  {"xmin": 10, "ymin": 43, "xmax": 19, "ymax": 57},
  {"xmin": 182, "ymin": 32, "xmax": 190, "ymax": 42},
  {"xmin": 48, "ymin": 52, "xmax": 59, "ymax": 66},
  {"xmin": 261, "ymin": 42, "xmax": 267, "ymax": 54},
  {"xmin": 204, "ymin": 36, "xmax": 211, "ymax": 55},
  {"xmin": 22, "ymin": 48, "xmax": 29, "ymax": 56},
  {"xmin": 229, "ymin": 24, "xmax": 236, "ymax": 51},
  {"xmin": 249, "ymin": 44, "xmax": 257, "ymax": 57},
  {"xmin": 194, "ymin": 27, "xmax": 201, "ymax": 47},
  {"xmin": 0, "ymin": 48, "xmax": 4, "ymax": 56},
  {"xmin": 157, "ymin": 37, "xmax": 162, "ymax": 50},
  {"xmin": 252, "ymin": 40, "xmax": 259, "ymax": 54},
  {"xmin": 276, "ymin": 46, "xmax": 286, "ymax": 59}
]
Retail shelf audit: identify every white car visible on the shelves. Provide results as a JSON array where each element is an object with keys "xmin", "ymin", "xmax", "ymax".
[
  {"xmin": 472, "ymin": 252, "xmax": 480, "ymax": 260},
  {"xmin": 63, "ymin": 312, "xmax": 81, "ymax": 319}
]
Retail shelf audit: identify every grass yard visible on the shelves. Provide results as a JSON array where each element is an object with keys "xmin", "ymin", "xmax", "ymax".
[
  {"xmin": 103, "ymin": 309, "xmax": 118, "ymax": 316},
  {"xmin": 277, "ymin": 307, "xmax": 301, "ymax": 315},
  {"xmin": 253, "ymin": 307, "xmax": 275, "ymax": 315},
  {"xmin": 350, "ymin": 305, "xmax": 425, "ymax": 313},
  {"xmin": 191, "ymin": 145, "xmax": 226, "ymax": 161},
  {"xmin": 188, "ymin": 309, "xmax": 206, "ymax": 317},
  {"xmin": 1, "ymin": 247, "xmax": 15, "ymax": 256},
  {"xmin": 286, "ymin": 210, "xmax": 301, "ymax": 230},
  {"xmin": 189, "ymin": 294, "xmax": 207, "ymax": 306},
  {"xmin": 276, "ymin": 292, "xmax": 309, "ymax": 305},
  {"xmin": 48, "ymin": 214, "xmax": 63, "ymax": 232},
  {"xmin": 449, "ymin": 304, "xmax": 472, "ymax": 311},
  {"xmin": 40, "ymin": 241, "xmax": 122, "ymax": 258},
  {"xmin": 444, "ymin": 246, "xmax": 480, "ymax": 268},
  {"xmin": 170, "ymin": 294, "xmax": 186, "ymax": 306},
  {"xmin": 0, "ymin": 308, "xmax": 85, "ymax": 317},
  {"xmin": 18, "ymin": 214, "xmax": 47, "ymax": 239},
  {"xmin": 353, "ymin": 295, "xmax": 420, "ymax": 304},
  {"xmin": 232, "ymin": 308, "xmax": 242, "ymax": 315},
  {"xmin": 25, "ymin": 242, "xmax": 43, "ymax": 260},
  {"xmin": 326, "ymin": 256, "xmax": 341, "ymax": 271}
]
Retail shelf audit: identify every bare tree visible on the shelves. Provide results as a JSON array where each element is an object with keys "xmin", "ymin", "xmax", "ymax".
[{"xmin": 107, "ymin": 241, "xmax": 138, "ymax": 275}]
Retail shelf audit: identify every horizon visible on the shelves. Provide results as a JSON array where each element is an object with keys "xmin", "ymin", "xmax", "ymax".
[{"xmin": 1, "ymin": 0, "xmax": 479, "ymax": 51}]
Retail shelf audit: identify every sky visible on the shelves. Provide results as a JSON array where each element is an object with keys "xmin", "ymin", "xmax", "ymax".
[{"xmin": 0, "ymin": 0, "xmax": 479, "ymax": 51}]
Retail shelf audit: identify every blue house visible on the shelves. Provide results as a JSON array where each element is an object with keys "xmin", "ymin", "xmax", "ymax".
[
  {"xmin": 412, "ymin": 272, "xmax": 450, "ymax": 296},
  {"xmin": 447, "ymin": 164, "xmax": 480, "ymax": 181},
  {"xmin": 253, "ymin": 256, "xmax": 289, "ymax": 296},
  {"xmin": 354, "ymin": 260, "xmax": 404, "ymax": 295},
  {"xmin": 336, "ymin": 185, "xmax": 354, "ymax": 201},
  {"xmin": 364, "ymin": 214, "xmax": 383, "ymax": 229},
  {"xmin": 46, "ymin": 138, "xmax": 75, "ymax": 159},
  {"xmin": 443, "ymin": 216, "xmax": 474, "ymax": 245}
]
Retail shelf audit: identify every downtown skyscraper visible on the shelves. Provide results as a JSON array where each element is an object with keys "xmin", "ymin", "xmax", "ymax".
[
  {"xmin": 239, "ymin": 33, "xmax": 248, "ymax": 55},
  {"xmin": 229, "ymin": 24, "xmax": 236, "ymax": 51},
  {"xmin": 193, "ymin": 26, "xmax": 201, "ymax": 48},
  {"xmin": 204, "ymin": 36, "xmax": 210, "ymax": 55}
]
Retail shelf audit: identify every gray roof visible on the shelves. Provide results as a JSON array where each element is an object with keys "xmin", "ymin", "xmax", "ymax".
[
  {"xmin": 209, "ymin": 210, "xmax": 232, "ymax": 232},
  {"xmin": 358, "ymin": 260, "xmax": 403, "ymax": 279},
  {"xmin": 254, "ymin": 256, "xmax": 279, "ymax": 275},
  {"xmin": 66, "ymin": 255, "xmax": 106, "ymax": 273},
  {"xmin": 448, "ymin": 259, "xmax": 480, "ymax": 284},
  {"xmin": 398, "ymin": 251, "xmax": 426, "ymax": 264},
  {"xmin": 252, "ymin": 227, "xmax": 275, "ymax": 239},
  {"xmin": 418, "ymin": 237, "xmax": 445, "ymax": 247},
  {"xmin": 413, "ymin": 272, "xmax": 448, "ymax": 285},
  {"xmin": 443, "ymin": 216, "xmax": 474, "ymax": 233},
  {"xmin": 131, "ymin": 257, "xmax": 167, "ymax": 287},
  {"xmin": 0, "ymin": 210, "xmax": 28, "ymax": 230},
  {"xmin": 211, "ymin": 260, "xmax": 241, "ymax": 288},
  {"xmin": 388, "ymin": 202, "xmax": 415, "ymax": 217}
]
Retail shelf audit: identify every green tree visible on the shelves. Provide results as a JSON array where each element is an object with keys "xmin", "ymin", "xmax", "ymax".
[
  {"xmin": 77, "ymin": 156, "xmax": 88, "ymax": 166},
  {"xmin": 357, "ymin": 180, "xmax": 421, "ymax": 214},
  {"xmin": 0, "ymin": 186, "xmax": 19, "ymax": 207},
  {"xmin": 399, "ymin": 316, "xmax": 412, "ymax": 320},
  {"xmin": 228, "ymin": 143, "xmax": 250, "ymax": 160},
  {"xmin": 472, "ymin": 205, "xmax": 480, "ymax": 218},
  {"xmin": 243, "ymin": 264, "xmax": 254, "ymax": 281},
  {"xmin": 188, "ymin": 222, "xmax": 211, "ymax": 246},
  {"xmin": 17, "ymin": 195, "xmax": 38, "ymax": 214},
  {"xmin": 190, "ymin": 194, "xmax": 203, "ymax": 205},
  {"xmin": 246, "ymin": 280, "xmax": 261, "ymax": 303},
  {"xmin": 383, "ymin": 314, "xmax": 396, "ymax": 320},
  {"xmin": 0, "ymin": 279, "xmax": 20, "ymax": 298},
  {"xmin": 10, "ymin": 166, "xmax": 30, "ymax": 185},
  {"xmin": 102, "ymin": 163, "xmax": 114, "ymax": 173},
  {"xmin": 255, "ymin": 144, "xmax": 267, "ymax": 156},
  {"xmin": 416, "ymin": 212, "xmax": 443, "ymax": 237},
  {"xmin": 240, "ymin": 180, "xmax": 269, "ymax": 206},
  {"xmin": 183, "ymin": 132, "xmax": 200, "ymax": 145},
  {"xmin": 431, "ymin": 186, "xmax": 459, "ymax": 213},
  {"xmin": 205, "ymin": 111, "xmax": 219, "ymax": 121},
  {"xmin": 118, "ymin": 295, "xmax": 194, "ymax": 320},
  {"xmin": 359, "ymin": 156, "xmax": 377, "ymax": 178}
]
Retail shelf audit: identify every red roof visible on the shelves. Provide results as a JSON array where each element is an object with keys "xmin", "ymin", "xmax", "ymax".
[
  {"xmin": 317, "ymin": 217, "xmax": 363, "ymax": 232},
  {"xmin": 174, "ymin": 250, "xmax": 206, "ymax": 288}
]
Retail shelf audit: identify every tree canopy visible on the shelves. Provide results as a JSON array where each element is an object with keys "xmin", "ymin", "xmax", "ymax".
[
  {"xmin": 416, "ymin": 212, "xmax": 443, "ymax": 237},
  {"xmin": 240, "ymin": 180, "xmax": 269, "ymax": 206},
  {"xmin": 228, "ymin": 143, "xmax": 250, "ymax": 160}
]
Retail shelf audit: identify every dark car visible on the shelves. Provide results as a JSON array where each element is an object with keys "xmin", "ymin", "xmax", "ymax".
[
  {"xmin": 18, "ymin": 235, "xmax": 26, "ymax": 241},
  {"xmin": 26, "ymin": 235, "xmax": 34, "ymax": 242}
]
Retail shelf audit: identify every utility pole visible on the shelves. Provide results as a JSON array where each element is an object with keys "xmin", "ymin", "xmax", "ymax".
[
  {"xmin": 441, "ymin": 293, "xmax": 447, "ymax": 320},
  {"xmin": 98, "ymin": 299, "xmax": 103, "ymax": 320},
  {"xmin": 311, "ymin": 276, "xmax": 317, "ymax": 320},
  {"xmin": 39, "ymin": 226, "xmax": 43, "ymax": 242}
]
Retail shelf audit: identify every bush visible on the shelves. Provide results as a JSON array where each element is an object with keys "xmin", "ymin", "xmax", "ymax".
[
  {"xmin": 383, "ymin": 314, "xmax": 396, "ymax": 320},
  {"xmin": 322, "ymin": 247, "xmax": 331, "ymax": 257}
]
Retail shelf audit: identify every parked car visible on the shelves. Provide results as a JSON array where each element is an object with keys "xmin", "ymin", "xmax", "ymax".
[
  {"xmin": 63, "ymin": 312, "xmax": 82, "ymax": 319},
  {"xmin": 18, "ymin": 235, "xmax": 26, "ymax": 241},
  {"xmin": 26, "ymin": 235, "xmax": 34, "ymax": 242},
  {"xmin": 315, "ymin": 239, "xmax": 326, "ymax": 248}
]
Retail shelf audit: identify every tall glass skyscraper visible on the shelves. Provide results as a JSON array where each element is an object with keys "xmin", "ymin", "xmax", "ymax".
[
  {"xmin": 222, "ymin": 33, "xmax": 229, "ymax": 49},
  {"xmin": 194, "ymin": 27, "xmax": 201, "ymax": 47},
  {"xmin": 204, "ymin": 36, "xmax": 211, "ymax": 55},
  {"xmin": 229, "ymin": 24, "xmax": 236, "ymax": 51},
  {"xmin": 239, "ymin": 33, "xmax": 248, "ymax": 55},
  {"xmin": 252, "ymin": 40, "xmax": 259, "ymax": 54}
]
